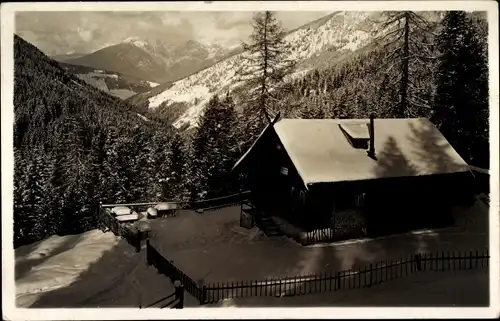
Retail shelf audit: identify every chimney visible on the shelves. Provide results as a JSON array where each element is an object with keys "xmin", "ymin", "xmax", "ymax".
[{"xmin": 367, "ymin": 114, "xmax": 376, "ymax": 159}]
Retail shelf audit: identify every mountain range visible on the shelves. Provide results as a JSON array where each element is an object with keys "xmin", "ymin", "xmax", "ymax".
[
  {"xmin": 23, "ymin": 11, "xmax": 483, "ymax": 130},
  {"xmin": 125, "ymin": 11, "xmax": 443, "ymax": 129},
  {"xmin": 55, "ymin": 37, "xmax": 241, "ymax": 84}
]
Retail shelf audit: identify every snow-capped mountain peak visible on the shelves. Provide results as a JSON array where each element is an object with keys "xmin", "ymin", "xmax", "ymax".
[
  {"xmin": 141, "ymin": 11, "xmax": 389, "ymax": 129},
  {"xmin": 122, "ymin": 37, "xmax": 149, "ymax": 50}
]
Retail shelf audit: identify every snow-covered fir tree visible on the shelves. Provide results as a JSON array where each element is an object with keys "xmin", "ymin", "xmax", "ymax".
[
  {"xmin": 188, "ymin": 94, "xmax": 240, "ymax": 201},
  {"xmin": 432, "ymin": 11, "xmax": 489, "ymax": 168}
]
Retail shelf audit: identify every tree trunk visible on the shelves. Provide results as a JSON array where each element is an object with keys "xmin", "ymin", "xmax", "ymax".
[{"xmin": 399, "ymin": 12, "xmax": 410, "ymax": 118}]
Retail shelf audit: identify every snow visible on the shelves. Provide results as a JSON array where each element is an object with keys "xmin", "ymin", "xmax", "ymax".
[
  {"xmin": 14, "ymin": 229, "xmax": 200, "ymax": 308},
  {"xmin": 122, "ymin": 37, "xmax": 148, "ymax": 50},
  {"xmin": 147, "ymin": 81, "xmax": 159, "ymax": 88},
  {"xmin": 136, "ymin": 113, "xmax": 150, "ymax": 122},
  {"xmin": 145, "ymin": 12, "xmax": 383, "ymax": 129},
  {"xmin": 271, "ymin": 118, "xmax": 469, "ymax": 185},
  {"xmin": 340, "ymin": 30, "xmax": 371, "ymax": 51},
  {"xmin": 149, "ymin": 84, "xmax": 210, "ymax": 109},
  {"xmin": 71, "ymin": 80, "xmax": 84, "ymax": 88},
  {"xmin": 16, "ymin": 230, "xmax": 120, "ymax": 299}
]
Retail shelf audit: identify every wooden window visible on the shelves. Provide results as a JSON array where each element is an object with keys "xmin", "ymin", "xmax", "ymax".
[
  {"xmin": 299, "ymin": 190, "xmax": 307, "ymax": 206},
  {"xmin": 355, "ymin": 193, "xmax": 366, "ymax": 208}
]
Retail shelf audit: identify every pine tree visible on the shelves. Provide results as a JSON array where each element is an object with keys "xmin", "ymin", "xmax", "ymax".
[
  {"xmin": 19, "ymin": 149, "xmax": 50, "ymax": 242},
  {"xmin": 14, "ymin": 147, "xmax": 30, "ymax": 246},
  {"xmin": 373, "ymin": 11, "xmax": 437, "ymax": 118},
  {"xmin": 189, "ymin": 95, "xmax": 221, "ymax": 201},
  {"xmin": 189, "ymin": 94, "xmax": 241, "ymax": 201},
  {"xmin": 238, "ymin": 11, "xmax": 295, "ymax": 143},
  {"xmin": 214, "ymin": 93, "xmax": 239, "ymax": 195},
  {"xmin": 147, "ymin": 131, "xmax": 171, "ymax": 202},
  {"xmin": 166, "ymin": 133, "xmax": 188, "ymax": 201},
  {"xmin": 432, "ymin": 11, "xmax": 489, "ymax": 168}
]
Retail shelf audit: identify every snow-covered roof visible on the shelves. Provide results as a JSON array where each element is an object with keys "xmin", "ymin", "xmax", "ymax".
[
  {"xmin": 339, "ymin": 123, "xmax": 370, "ymax": 140},
  {"xmin": 233, "ymin": 118, "xmax": 471, "ymax": 187}
]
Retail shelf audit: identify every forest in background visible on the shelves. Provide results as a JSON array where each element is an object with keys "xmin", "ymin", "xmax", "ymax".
[{"xmin": 13, "ymin": 11, "xmax": 489, "ymax": 247}]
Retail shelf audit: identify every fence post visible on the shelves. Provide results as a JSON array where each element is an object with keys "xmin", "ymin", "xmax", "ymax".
[
  {"xmin": 336, "ymin": 271, "xmax": 341, "ymax": 290},
  {"xmin": 98, "ymin": 201, "xmax": 103, "ymax": 230},
  {"xmin": 201, "ymin": 285, "xmax": 207, "ymax": 304},
  {"xmin": 415, "ymin": 253, "xmax": 422, "ymax": 271},
  {"xmin": 146, "ymin": 239, "xmax": 152, "ymax": 266},
  {"xmin": 368, "ymin": 264, "xmax": 373, "ymax": 287},
  {"xmin": 135, "ymin": 232, "xmax": 141, "ymax": 253},
  {"xmin": 174, "ymin": 281, "xmax": 184, "ymax": 309}
]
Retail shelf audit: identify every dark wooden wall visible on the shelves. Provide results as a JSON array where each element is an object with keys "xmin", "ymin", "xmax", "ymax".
[
  {"xmin": 243, "ymin": 127, "xmax": 307, "ymax": 220},
  {"xmin": 309, "ymin": 171, "xmax": 475, "ymax": 235}
]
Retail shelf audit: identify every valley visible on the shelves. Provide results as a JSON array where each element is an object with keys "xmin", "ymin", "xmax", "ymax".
[{"xmin": 58, "ymin": 62, "xmax": 159, "ymax": 99}]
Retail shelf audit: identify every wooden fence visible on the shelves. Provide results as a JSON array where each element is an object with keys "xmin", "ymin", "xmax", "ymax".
[
  {"xmin": 146, "ymin": 240, "xmax": 207, "ymax": 303},
  {"xmin": 302, "ymin": 227, "xmax": 339, "ymax": 245},
  {"xmin": 99, "ymin": 190, "xmax": 250, "ymax": 215},
  {"xmin": 98, "ymin": 207, "xmax": 142, "ymax": 252},
  {"xmin": 140, "ymin": 281, "xmax": 185, "ymax": 309},
  {"xmin": 147, "ymin": 243, "xmax": 490, "ymax": 305},
  {"xmin": 192, "ymin": 191, "xmax": 251, "ymax": 212},
  {"xmin": 98, "ymin": 191, "xmax": 251, "ymax": 251},
  {"xmin": 202, "ymin": 248, "xmax": 489, "ymax": 303}
]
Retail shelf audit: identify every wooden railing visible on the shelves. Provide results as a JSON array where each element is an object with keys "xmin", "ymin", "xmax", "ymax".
[
  {"xmin": 192, "ymin": 191, "xmax": 251, "ymax": 212},
  {"xmin": 98, "ymin": 207, "xmax": 141, "ymax": 252}
]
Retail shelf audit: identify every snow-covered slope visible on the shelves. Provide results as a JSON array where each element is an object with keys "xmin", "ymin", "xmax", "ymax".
[
  {"xmin": 16, "ymin": 230, "xmax": 120, "ymax": 299},
  {"xmin": 14, "ymin": 229, "xmax": 200, "ymax": 308},
  {"xmin": 143, "ymin": 12, "xmax": 386, "ymax": 128}
]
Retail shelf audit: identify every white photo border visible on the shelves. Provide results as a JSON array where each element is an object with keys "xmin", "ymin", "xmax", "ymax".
[{"xmin": 2, "ymin": 1, "xmax": 498, "ymax": 319}]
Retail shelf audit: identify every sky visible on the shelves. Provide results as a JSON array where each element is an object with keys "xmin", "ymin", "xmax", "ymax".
[{"xmin": 15, "ymin": 11, "xmax": 332, "ymax": 55}]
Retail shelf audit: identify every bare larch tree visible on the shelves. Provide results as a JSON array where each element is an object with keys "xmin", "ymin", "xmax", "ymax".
[
  {"xmin": 238, "ymin": 11, "xmax": 295, "ymax": 138},
  {"xmin": 373, "ymin": 11, "xmax": 437, "ymax": 118}
]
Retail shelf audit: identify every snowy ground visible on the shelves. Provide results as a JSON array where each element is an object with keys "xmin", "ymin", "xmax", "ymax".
[
  {"xmin": 14, "ymin": 198, "xmax": 490, "ymax": 308},
  {"xmin": 15, "ymin": 230, "xmax": 199, "ymax": 308},
  {"xmin": 149, "ymin": 204, "xmax": 488, "ymax": 284}
]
